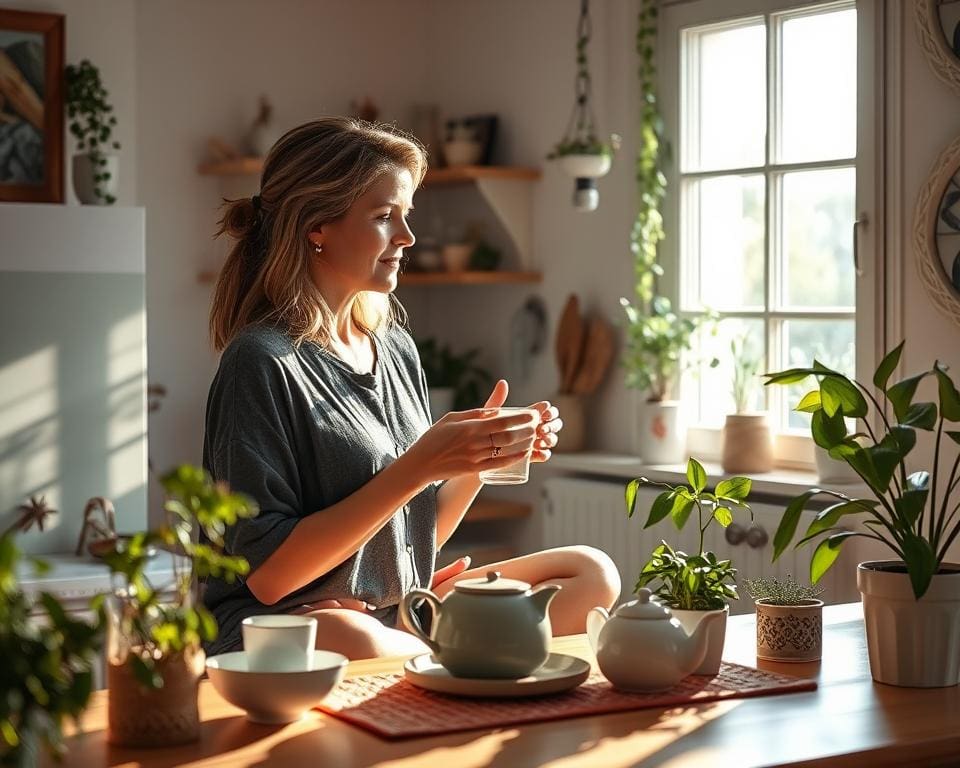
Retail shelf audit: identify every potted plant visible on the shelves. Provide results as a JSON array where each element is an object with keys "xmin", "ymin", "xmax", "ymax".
[
  {"xmin": 415, "ymin": 337, "xmax": 492, "ymax": 417},
  {"xmin": 102, "ymin": 465, "xmax": 257, "ymax": 746},
  {"xmin": 744, "ymin": 575, "xmax": 824, "ymax": 663},
  {"xmin": 0, "ymin": 532, "xmax": 104, "ymax": 768},
  {"xmin": 64, "ymin": 59, "xmax": 120, "ymax": 205},
  {"xmin": 721, "ymin": 335, "xmax": 773, "ymax": 474},
  {"xmin": 764, "ymin": 341, "xmax": 960, "ymax": 687},
  {"xmin": 626, "ymin": 458, "xmax": 752, "ymax": 674}
]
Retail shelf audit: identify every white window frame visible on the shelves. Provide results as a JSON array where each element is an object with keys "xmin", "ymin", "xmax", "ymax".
[{"xmin": 658, "ymin": 0, "xmax": 884, "ymax": 469}]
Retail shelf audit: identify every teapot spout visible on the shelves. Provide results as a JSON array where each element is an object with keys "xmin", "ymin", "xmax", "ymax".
[{"xmin": 530, "ymin": 584, "xmax": 561, "ymax": 621}]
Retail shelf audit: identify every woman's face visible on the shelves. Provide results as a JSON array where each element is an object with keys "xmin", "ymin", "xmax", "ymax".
[{"xmin": 308, "ymin": 166, "xmax": 416, "ymax": 298}]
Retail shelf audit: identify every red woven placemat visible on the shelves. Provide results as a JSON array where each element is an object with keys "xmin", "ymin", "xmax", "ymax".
[{"xmin": 318, "ymin": 661, "xmax": 816, "ymax": 739}]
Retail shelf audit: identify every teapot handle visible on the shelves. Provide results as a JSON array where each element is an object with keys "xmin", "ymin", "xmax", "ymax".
[
  {"xmin": 399, "ymin": 588, "xmax": 442, "ymax": 654},
  {"xmin": 586, "ymin": 606, "xmax": 609, "ymax": 654}
]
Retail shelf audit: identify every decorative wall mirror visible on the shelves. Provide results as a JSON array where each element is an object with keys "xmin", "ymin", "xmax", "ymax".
[
  {"xmin": 914, "ymin": 134, "xmax": 960, "ymax": 326},
  {"xmin": 916, "ymin": 0, "xmax": 960, "ymax": 94}
]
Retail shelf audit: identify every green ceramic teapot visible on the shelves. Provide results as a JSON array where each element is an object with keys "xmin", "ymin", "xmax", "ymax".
[{"xmin": 399, "ymin": 571, "xmax": 560, "ymax": 679}]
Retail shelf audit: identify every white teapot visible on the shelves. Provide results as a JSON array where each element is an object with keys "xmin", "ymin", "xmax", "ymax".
[{"xmin": 586, "ymin": 588, "xmax": 724, "ymax": 692}]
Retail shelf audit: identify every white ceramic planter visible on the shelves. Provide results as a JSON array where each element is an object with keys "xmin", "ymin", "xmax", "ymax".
[
  {"xmin": 558, "ymin": 153, "xmax": 611, "ymax": 179},
  {"xmin": 671, "ymin": 605, "xmax": 728, "ymax": 675},
  {"xmin": 755, "ymin": 599, "xmax": 823, "ymax": 662},
  {"xmin": 72, "ymin": 153, "xmax": 118, "ymax": 205},
  {"xmin": 721, "ymin": 413, "xmax": 773, "ymax": 474},
  {"xmin": 636, "ymin": 400, "xmax": 685, "ymax": 465},
  {"xmin": 427, "ymin": 387, "xmax": 455, "ymax": 422},
  {"xmin": 858, "ymin": 560, "xmax": 960, "ymax": 687}
]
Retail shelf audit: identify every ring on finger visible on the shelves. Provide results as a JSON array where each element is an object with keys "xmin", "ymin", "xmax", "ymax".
[{"xmin": 491, "ymin": 445, "xmax": 502, "ymax": 458}]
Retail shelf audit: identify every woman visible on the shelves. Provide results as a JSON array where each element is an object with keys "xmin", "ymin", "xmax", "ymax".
[{"xmin": 203, "ymin": 117, "xmax": 620, "ymax": 660}]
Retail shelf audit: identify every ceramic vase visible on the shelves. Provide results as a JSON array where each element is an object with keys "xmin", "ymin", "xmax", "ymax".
[
  {"xmin": 755, "ymin": 599, "xmax": 823, "ymax": 662},
  {"xmin": 636, "ymin": 400, "xmax": 685, "ymax": 465},
  {"xmin": 721, "ymin": 413, "xmax": 774, "ymax": 473},
  {"xmin": 671, "ymin": 605, "xmax": 728, "ymax": 675},
  {"xmin": 552, "ymin": 393, "xmax": 585, "ymax": 452},
  {"xmin": 72, "ymin": 154, "xmax": 118, "ymax": 205},
  {"xmin": 428, "ymin": 387, "xmax": 455, "ymax": 422},
  {"xmin": 858, "ymin": 560, "xmax": 960, "ymax": 687}
]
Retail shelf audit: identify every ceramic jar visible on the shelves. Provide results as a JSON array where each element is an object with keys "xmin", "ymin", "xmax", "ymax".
[
  {"xmin": 755, "ymin": 599, "xmax": 824, "ymax": 663},
  {"xmin": 721, "ymin": 413, "xmax": 773, "ymax": 473}
]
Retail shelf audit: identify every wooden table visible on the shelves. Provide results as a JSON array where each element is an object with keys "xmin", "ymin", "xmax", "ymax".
[{"xmin": 50, "ymin": 604, "xmax": 960, "ymax": 767}]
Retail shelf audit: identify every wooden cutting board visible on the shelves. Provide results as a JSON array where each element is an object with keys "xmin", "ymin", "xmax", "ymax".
[
  {"xmin": 555, "ymin": 294, "xmax": 585, "ymax": 394},
  {"xmin": 572, "ymin": 316, "xmax": 615, "ymax": 395}
]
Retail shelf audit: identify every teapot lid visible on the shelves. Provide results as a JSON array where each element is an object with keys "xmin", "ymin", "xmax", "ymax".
[
  {"xmin": 612, "ymin": 588, "xmax": 674, "ymax": 620},
  {"xmin": 453, "ymin": 570, "xmax": 530, "ymax": 595}
]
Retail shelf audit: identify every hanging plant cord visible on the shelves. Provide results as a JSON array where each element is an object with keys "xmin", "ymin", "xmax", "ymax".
[{"xmin": 562, "ymin": 0, "xmax": 598, "ymax": 148}]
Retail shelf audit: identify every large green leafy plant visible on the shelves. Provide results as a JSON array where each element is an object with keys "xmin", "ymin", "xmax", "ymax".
[
  {"xmin": 626, "ymin": 458, "xmax": 752, "ymax": 610},
  {"xmin": 764, "ymin": 341, "xmax": 960, "ymax": 599},
  {"xmin": 104, "ymin": 465, "xmax": 257, "ymax": 688},
  {"xmin": 0, "ymin": 534, "xmax": 104, "ymax": 765}
]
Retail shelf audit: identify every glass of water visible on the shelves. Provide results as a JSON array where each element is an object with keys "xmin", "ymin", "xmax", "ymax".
[{"xmin": 478, "ymin": 407, "xmax": 539, "ymax": 485}]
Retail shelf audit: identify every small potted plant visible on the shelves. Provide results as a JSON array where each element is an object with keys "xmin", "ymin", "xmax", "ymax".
[
  {"xmin": 764, "ymin": 341, "xmax": 960, "ymax": 687},
  {"xmin": 64, "ymin": 59, "xmax": 121, "ymax": 205},
  {"xmin": 415, "ymin": 337, "xmax": 492, "ymax": 417},
  {"xmin": 102, "ymin": 465, "xmax": 257, "ymax": 747},
  {"xmin": 721, "ymin": 335, "xmax": 773, "ymax": 474},
  {"xmin": 744, "ymin": 575, "xmax": 825, "ymax": 663},
  {"xmin": 626, "ymin": 458, "xmax": 752, "ymax": 674},
  {"xmin": 1, "ymin": 530, "xmax": 104, "ymax": 768}
]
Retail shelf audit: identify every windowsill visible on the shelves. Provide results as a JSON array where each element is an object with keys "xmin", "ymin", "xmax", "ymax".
[{"xmin": 544, "ymin": 451, "xmax": 872, "ymax": 500}]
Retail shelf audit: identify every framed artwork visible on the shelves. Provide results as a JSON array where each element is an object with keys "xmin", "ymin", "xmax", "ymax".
[
  {"xmin": 0, "ymin": 9, "xmax": 64, "ymax": 203},
  {"xmin": 916, "ymin": 0, "xmax": 960, "ymax": 96}
]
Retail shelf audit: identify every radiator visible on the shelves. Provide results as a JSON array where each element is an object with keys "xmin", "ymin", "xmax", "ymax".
[{"xmin": 542, "ymin": 477, "xmax": 858, "ymax": 615}]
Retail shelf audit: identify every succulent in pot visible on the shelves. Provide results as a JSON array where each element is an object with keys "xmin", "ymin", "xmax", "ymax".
[{"xmin": 745, "ymin": 576, "xmax": 825, "ymax": 663}]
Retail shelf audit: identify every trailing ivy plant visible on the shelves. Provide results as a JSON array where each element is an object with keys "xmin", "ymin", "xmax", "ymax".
[
  {"xmin": 620, "ymin": 0, "xmax": 714, "ymax": 402},
  {"xmin": 103, "ymin": 465, "xmax": 257, "ymax": 688},
  {"xmin": 64, "ymin": 59, "xmax": 120, "ymax": 204},
  {"xmin": 764, "ymin": 341, "xmax": 960, "ymax": 599},
  {"xmin": 626, "ymin": 458, "xmax": 753, "ymax": 610}
]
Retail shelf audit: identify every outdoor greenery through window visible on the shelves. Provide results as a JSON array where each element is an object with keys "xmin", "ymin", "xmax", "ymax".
[{"xmin": 678, "ymin": 2, "xmax": 857, "ymax": 436}]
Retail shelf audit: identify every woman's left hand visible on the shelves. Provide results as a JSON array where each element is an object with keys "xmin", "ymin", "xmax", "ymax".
[{"xmin": 528, "ymin": 401, "xmax": 562, "ymax": 463}]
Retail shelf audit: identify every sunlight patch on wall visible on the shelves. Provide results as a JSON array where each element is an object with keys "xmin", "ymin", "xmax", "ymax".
[{"xmin": 107, "ymin": 310, "xmax": 147, "ymax": 500}]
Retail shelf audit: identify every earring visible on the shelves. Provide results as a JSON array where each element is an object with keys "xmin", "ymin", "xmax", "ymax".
[{"xmin": 314, "ymin": 244, "xmax": 323, "ymax": 254}]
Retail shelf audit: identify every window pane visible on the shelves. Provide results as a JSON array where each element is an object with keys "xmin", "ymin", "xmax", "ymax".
[
  {"xmin": 688, "ymin": 175, "xmax": 766, "ymax": 311},
  {"xmin": 779, "ymin": 8, "xmax": 856, "ymax": 163},
  {"xmin": 688, "ymin": 318, "xmax": 766, "ymax": 428},
  {"xmin": 684, "ymin": 22, "xmax": 766, "ymax": 172},
  {"xmin": 783, "ymin": 319, "xmax": 855, "ymax": 430},
  {"xmin": 782, "ymin": 168, "xmax": 855, "ymax": 309}
]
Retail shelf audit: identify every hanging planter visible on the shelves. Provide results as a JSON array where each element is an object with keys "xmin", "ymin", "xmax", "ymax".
[{"xmin": 548, "ymin": 0, "xmax": 620, "ymax": 212}]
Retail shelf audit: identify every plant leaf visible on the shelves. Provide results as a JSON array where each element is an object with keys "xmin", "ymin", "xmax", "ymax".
[
  {"xmin": 902, "ymin": 402, "xmax": 938, "ymax": 430},
  {"xmin": 810, "ymin": 532, "xmax": 857, "ymax": 583},
  {"xmin": 795, "ymin": 390, "xmax": 822, "ymax": 413},
  {"xmin": 901, "ymin": 533, "xmax": 937, "ymax": 599},
  {"xmin": 686, "ymin": 458, "xmax": 707, "ymax": 493},
  {"xmin": 873, "ymin": 341, "xmax": 905, "ymax": 390},
  {"xmin": 811, "ymin": 408, "xmax": 847, "ymax": 449},
  {"xmin": 947, "ymin": 431, "xmax": 960, "ymax": 446},
  {"xmin": 887, "ymin": 372, "xmax": 931, "ymax": 422},
  {"xmin": 820, "ymin": 375, "xmax": 868, "ymax": 418},
  {"xmin": 934, "ymin": 362, "xmax": 960, "ymax": 421},
  {"xmin": 773, "ymin": 491, "xmax": 819, "ymax": 561},
  {"xmin": 671, "ymin": 495, "xmax": 694, "ymax": 530},
  {"xmin": 895, "ymin": 489, "xmax": 929, "ymax": 528},
  {"xmin": 713, "ymin": 505, "xmax": 733, "ymax": 527},
  {"xmin": 625, "ymin": 478, "xmax": 640, "ymax": 517},
  {"xmin": 715, "ymin": 476, "xmax": 752, "ymax": 501},
  {"xmin": 763, "ymin": 368, "xmax": 817, "ymax": 386},
  {"xmin": 644, "ymin": 490, "xmax": 674, "ymax": 529},
  {"xmin": 800, "ymin": 499, "xmax": 879, "ymax": 544},
  {"xmin": 887, "ymin": 425, "xmax": 917, "ymax": 459}
]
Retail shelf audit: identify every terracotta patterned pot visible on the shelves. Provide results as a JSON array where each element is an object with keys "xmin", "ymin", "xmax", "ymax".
[{"xmin": 755, "ymin": 599, "xmax": 823, "ymax": 662}]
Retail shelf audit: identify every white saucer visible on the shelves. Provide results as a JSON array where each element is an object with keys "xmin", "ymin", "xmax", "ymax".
[{"xmin": 403, "ymin": 652, "xmax": 591, "ymax": 698}]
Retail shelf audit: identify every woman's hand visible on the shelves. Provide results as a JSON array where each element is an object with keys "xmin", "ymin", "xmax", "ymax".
[
  {"xmin": 404, "ymin": 380, "xmax": 538, "ymax": 486},
  {"xmin": 527, "ymin": 401, "xmax": 562, "ymax": 462},
  {"xmin": 430, "ymin": 556, "xmax": 471, "ymax": 597}
]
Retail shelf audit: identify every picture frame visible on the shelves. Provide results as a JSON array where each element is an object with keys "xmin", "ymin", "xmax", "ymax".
[
  {"xmin": 915, "ymin": 0, "xmax": 960, "ymax": 97},
  {"xmin": 0, "ymin": 9, "xmax": 64, "ymax": 203}
]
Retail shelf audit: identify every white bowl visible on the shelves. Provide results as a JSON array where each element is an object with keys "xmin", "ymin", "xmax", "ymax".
[
  {"xmin": 443, "ymin": 139, "xmax": 483, "ymax": 166},
  {"xmin": 206, "ymin": 650, "xmax": 348, "ymax": 724},
  {"xmin": 558, "ymin": 153, "xmax": 612, "ymax": 179}
]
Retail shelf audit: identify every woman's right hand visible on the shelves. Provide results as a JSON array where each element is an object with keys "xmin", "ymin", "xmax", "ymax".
[{"xmin": 405, "ymin": 383, "xmax": 538, "ymax": 484}]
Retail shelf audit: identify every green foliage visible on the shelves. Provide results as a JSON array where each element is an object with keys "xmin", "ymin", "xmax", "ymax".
[
  {"xmin": 764, "ymin": 341, "xmax": 960, "ymax": 599},
  {"xmin": 106, "ymin": 465, "xmax": 257, "ymax": 689},
  {"xmin": 731, "ymin": 335, "xmax": 760, "ymax": 414},
  {"xmin": 0, "ymin": 533, "xmax": 105, "ymax": 763},
  {"xmin": 635, "ymin": 541, "xmax": 738, "ymax": 611},
  {"xmin": 64, "ymin": 59, "xmax": 120, "ymax": 204},
  {"xmin": 744, "ymin": 575, "xmax": 824, "ymax": 605},
  {"xmin": 620, "ymin": 1, "xmax": 714, "ymax": 401},
  {"xmin": 415, "ymin": 338, "xmax": 492, "ymax": 411},
  {"xmin": 626, "ymin": 458, "xmax": 752, "ymax": 609},
  {"xmin": 547, "ymin": 135, "xmax": 621, "ymax": 160}
]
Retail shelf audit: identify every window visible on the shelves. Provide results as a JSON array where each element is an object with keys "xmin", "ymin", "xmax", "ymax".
[{"xmin": 659, "ymin": 0, "xmax": 878, "ymax": 466}]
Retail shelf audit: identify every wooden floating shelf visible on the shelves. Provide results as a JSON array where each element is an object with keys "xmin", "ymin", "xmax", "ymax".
[
  {"xmin": 400, "ymin": 271, "xmax": 541, "ymax": 285},
  {"xmin": 197, "ymin": 158, "xmax": 540, "ymax": 184},
  {"xmin": 464, "ymin": 499, "xmax": 532, "ymax": 522}
]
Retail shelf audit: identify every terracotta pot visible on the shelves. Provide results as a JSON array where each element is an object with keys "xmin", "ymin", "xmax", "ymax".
[
  {"xmin": 551, "ymin": 393, "xmax": 585, "ymax": 452},
  {"xmin": 858, "ymin": 560, "xmax": 960, "ymax": 687},
  {"xmin": 755, "ymin": 599, "xmax": 823, "ymax": 662},
  {"xmin": 670, "ymin": 605, "xmax": 728, "ymax": 675},
  {"xmin": 721, "ymin": 413, "xmax": 773, "ymax": 473},
  {"xmin": 107, "ymin": 646, "xmax": 205, "ymax": 747},
  {"xmin": 636, "ymin": 400, "xmax": 685, "ymax": 465}
]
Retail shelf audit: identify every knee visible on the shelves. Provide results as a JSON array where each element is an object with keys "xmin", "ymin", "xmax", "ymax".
[{"xmin": 566, "ymin": 545, "xmax": 621, "ymax": 607}]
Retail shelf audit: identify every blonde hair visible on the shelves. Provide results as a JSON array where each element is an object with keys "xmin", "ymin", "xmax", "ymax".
[{"xmin": 209, "ymin": 117, "xmax": 428, "ymax": 352}]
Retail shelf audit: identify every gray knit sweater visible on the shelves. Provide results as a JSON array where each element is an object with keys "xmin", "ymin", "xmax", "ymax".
[{"xmin": 201, "ymin": 322, "xmax": 437, "ymax": 655}]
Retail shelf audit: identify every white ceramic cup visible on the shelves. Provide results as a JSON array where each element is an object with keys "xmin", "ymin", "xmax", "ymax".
[
  {"xmin": 479, "ymin": 407, "xmax": 539, "ymax": 485},
  {"xmin": 241, "ymin": 615, "xmax": 318, "ymax": 672}
]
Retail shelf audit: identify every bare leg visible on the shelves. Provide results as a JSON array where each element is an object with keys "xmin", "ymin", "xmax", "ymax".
[
  {"xmin": 303, "ymin": 608, "xmax": 430, "ymax": 661},
  {"xmin": 430, "ymin": 545, "xmax": 621, "ymax": 636}
]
